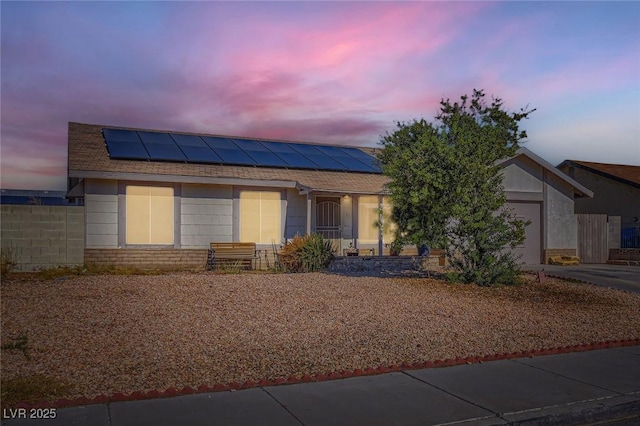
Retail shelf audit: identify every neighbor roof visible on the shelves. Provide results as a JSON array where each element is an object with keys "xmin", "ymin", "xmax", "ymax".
[
  {"xmin": 0, "ymin": 189, "xmax": 71, "ymax": 206},
  {"xmin": 68, "ymin": 122, "xmax": 390, "ymax": 194},
  {"xmin": 557, "ymin": 160, "xmax": 640, "ymax": 189}
]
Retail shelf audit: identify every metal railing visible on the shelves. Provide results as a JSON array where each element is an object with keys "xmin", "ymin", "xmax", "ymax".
[{"xmin": 621, "ymin": 226, "xmax": 640, "ymax": 248}]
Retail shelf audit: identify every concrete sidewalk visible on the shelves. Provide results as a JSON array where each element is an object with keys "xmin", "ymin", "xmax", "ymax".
[{"xmin": 3, "ymin": 346, "xmax": 640, "ymax": 426}]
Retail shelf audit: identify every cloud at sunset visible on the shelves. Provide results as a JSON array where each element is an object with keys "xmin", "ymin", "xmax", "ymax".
[{"xmin": 1, "ymin": 1, "xmax": 638, "ymax": 190}]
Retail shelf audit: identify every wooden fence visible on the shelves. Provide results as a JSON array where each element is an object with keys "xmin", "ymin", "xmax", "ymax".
[{"xmin": 577, "ymin": 214, "xmax": 608, "ymax": 263}]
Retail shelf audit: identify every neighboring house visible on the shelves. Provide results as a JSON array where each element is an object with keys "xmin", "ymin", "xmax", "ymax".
[
  {"xmin": 557, "ymin": 160, "xmax": 640, "ymax": 249},
  {"xmin": 556, "ymin": 161, "xmax": 640, "ymax": 227},
  {"xmin": 67, "ymin": 122, "xmax": 592, "ymax": 268},
  {"xmin": 1, "ymin": 189, "xmax": 79, "ymax": 206}
]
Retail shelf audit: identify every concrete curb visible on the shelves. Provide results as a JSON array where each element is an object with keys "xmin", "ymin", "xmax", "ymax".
[
  {"xmin": 14, "ymin": 338, "xmax": 640, "ymax": 410},
  {"xmin": 607, "ymin": 260, "xmax": 640, "ymax": 267},
  {"xmin": 509, "ymin": 398, "xmax": 640, "ymax": 425}
]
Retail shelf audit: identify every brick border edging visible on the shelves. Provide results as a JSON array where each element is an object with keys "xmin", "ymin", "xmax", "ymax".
[{"xmin": 14, "ymin": 338, "xmax": 640, "ymax": 410}]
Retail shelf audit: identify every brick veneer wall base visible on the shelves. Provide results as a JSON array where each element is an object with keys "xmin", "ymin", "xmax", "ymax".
[
  {"xmin": 85, "ymin": 249, "xmax": 208, "ymax": 270},
  {"xmin": 543, "ymin": 248, "xmax": 577, "ymax": 264}
]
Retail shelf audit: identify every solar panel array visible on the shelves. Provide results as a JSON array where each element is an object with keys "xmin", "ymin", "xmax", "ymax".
[{"xmin": 102, "ymin": 129, "xmax": 381, "ymax": 173}]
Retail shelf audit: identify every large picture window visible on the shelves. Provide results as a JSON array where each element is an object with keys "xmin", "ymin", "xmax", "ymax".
[
  {"xmin": 358, "ymin": 195, "xmax": 396, "ymax": 244},
  {"xmin": 126, "ymin": 186, "xmax": 174, "ymax": 245},
  {"xmin": 239, "ymin": 191, "xmax": 281, "ymax": 244}
]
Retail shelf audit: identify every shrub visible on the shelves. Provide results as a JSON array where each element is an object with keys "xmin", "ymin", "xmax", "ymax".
[
  {"xmin": 279, "ymin": 234, "xmax": 334, "ymax": 272},
  {"xmin": 1, "ymin": 246, "xmax": 18, "ymax": 275}
]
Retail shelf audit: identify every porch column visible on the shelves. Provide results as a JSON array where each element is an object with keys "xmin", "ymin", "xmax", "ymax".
[
  {"xmin": 306, "ymin": 193, "xmax": 312, "ymax": 235},
  {"xmin": 378, "ymin": 195, "xmax": 383, "ymax": 256}
]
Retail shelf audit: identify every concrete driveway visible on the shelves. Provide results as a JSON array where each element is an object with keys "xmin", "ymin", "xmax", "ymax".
[{"xmin": 525, "ymin": 264, "xmax": 640, "ymax": 294}]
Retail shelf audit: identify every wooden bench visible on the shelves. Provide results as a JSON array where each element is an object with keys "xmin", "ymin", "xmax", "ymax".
[{"xmin": 207, "ymin": 242, "xmax": 261, "ymax": 270}]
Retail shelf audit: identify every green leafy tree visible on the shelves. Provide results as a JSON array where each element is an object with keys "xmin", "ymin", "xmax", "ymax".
[{"xmin": 378, "ymin": 90, "xmax": 534, "ymax": 286}]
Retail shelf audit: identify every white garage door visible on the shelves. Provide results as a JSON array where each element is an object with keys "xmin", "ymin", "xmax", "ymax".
[{"xmin": 507, "ymin": 202, "xmax": 542, "ymax": 265}]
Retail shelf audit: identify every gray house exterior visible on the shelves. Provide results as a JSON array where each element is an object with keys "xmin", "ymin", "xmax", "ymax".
[
  {"xmin": 557, "ymin": 160, "xmax": 640, "ymax": 229},
  {"xmin": 67, "ymin": 122, "xmax": 592, "ymax": 268}
]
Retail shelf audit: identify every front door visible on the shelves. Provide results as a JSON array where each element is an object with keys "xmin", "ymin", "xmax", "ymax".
[{"xmin": 316, "ymin": 197, "xmax": 341, "ymax": 252}]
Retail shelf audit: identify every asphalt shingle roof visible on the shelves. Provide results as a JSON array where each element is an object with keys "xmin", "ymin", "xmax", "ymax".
[
  {"xmin": 68, "ymin": 122, "xmax": 390, "ymax": 194},
  {"xmin": 566, "ymin": 160, "xmax": 640, "ymax": 187}
]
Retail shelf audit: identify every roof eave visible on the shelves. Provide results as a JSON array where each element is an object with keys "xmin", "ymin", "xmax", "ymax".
[
  {"xmin": 557, "ymin": 160, "xmax": 640, "ymax": 190},
  {"xmin": 69, "ymin": 169, "xmax": 299, "ymax": 189}
]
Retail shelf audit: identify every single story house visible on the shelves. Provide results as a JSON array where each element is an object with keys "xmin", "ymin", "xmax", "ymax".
[
  {"xmin": 557, "ymin": 160, "xmax": 639, "ymax": 250},
  {"xmin": 557, "ymin": 160, "xmax": 640, "ymax": 228},
  {"xmin": 67, "ymin": 122, "xmax": 592, "ymax": 268}
]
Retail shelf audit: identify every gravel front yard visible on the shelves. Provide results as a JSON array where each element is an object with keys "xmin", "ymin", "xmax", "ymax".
[{"xmin": 2, "ymin": 272, "xmax": 640, "ymax": 403}]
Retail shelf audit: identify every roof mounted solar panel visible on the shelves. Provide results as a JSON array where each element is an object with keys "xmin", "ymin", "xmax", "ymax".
[
  {"xmin": 138, "ymin": 131, "xmax": 175, "ymax": 145},
  {"xmin": 231, "ymin": 138, "xmax": 269, "ymax": 151},
  {"xmin": 201, "ymin": 136, "xmax": 237, "ymax": 150},
  {"xmin": 103, "ymin": 128, "xmax": 149, "ymax": 160},
  {"xmin": 303, "ymin": 154, "xmax": 348, "ymax": 171},
  {"xmin": 340, "ymin": 147, "xmax": 382, "ymax": 172},
  {"xmin": 105, "ymin": 141, "xmax": 149, "ymax": 160},
  {"xmin": 271, "ymin": 152, "xmax": 319, "ymax": 169},
  {"xmin": 213, "ymin": 148, "xmax": 257, "ymax": 165},
  {"xmin": 102, "ymin": 127, "xmax": 382, "ymax": 173},
  {"xmin": 288, "ymin": 144, "xmax": 348, "ymax": 171},
  {"xmin": 180, "ymin": 146, "xmax": 223, "ymax": 163},
  {"xmin": 212, "ymin": 148, "xmax": 256, "ymax": 166},
  {"xmin": 340, "ymin": 147, "xmax": 377, "ymax": 160},
  {"xmin": 313, "ymin": 146, "xmax": 377, "ymax": 173},
  {"xmin": 243, "ymin": 151, "xmax": 288, "ymax": 167},
  {"xmin": 257, "ymin": 141, "xmax": 317, "ymax": 169},
  {"xmin": 103, "ymin": 128, "xmax": 141, "ymax": 143},
  {"xmin": 287, "ymin": 143, "xmax": 322, "ymax": 156},
  {"xmin": 230, "ymin": 139, "xmax": 288, "ymax": 167},
  {"xmin": 170, "ymin": 134, "xmax": 208, "ymax": 147},
  {"xmin": 143, "ymin": 143, "xmax": 187, "ymax": 161},
  {"xmin": 201, "ymin": 136, "xmax": 256, "ymax": 166},
  {"xmin": 259, "ymin": 141, "xmax": 297, "ymax": 153}
]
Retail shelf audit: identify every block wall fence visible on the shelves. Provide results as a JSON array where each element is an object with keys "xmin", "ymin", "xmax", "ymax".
[{"xmin": 1, "ymin": 205, "xmax": 85, "ymax": 271}]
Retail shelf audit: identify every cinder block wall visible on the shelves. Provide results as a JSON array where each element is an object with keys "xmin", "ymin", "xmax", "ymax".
[
  {"xmin": 85, "ymin": 249, "xmax": 208, "ymax": 270},
  {"xmin": 607, "ymin": 216, "xmax": 621, "ymax": 250},
  {"xmin": 1, "ymin": 205, "xmax": 85, "ymax": 271}
]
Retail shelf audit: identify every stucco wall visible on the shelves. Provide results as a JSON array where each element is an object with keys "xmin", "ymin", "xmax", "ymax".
[
  {"xmin": 565, "ymin": 167, "xmax": 640, "ymax": 227},
  {"xmin": 544, "ymin": 173, "xmax": 578, "ymax": 249},
  {"xmin": 85, "ymin": 179, "xmax": 118, "ymax": 248},
  {"xmin": 285, "ymin": 188, "xmax": 306, "ymax": 239},
  {"xmin": 181, "ymin": 184, "xmax": 232, "ymax": 248},
  {"xmin": 1, "ymin": 205, "xmax": 84, "ymax": 271},
  {"xmin": 501, "ymin": 157, "xmax": 544, "ymax": 193}
]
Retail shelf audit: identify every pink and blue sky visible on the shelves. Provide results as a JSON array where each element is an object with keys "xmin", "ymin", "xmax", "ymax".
[{"xmin": 1, "ymin": 1, "xmax": 639, "ymax": 190}]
